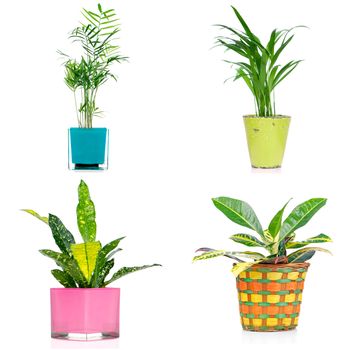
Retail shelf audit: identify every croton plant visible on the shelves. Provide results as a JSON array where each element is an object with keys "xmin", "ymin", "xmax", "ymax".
[
  {"xmin": 193, "ymin": 197, "xmax": 332, "ymax": 276},
  {"xmin": 23, "ymin": 181, "xmax": 160, "ymax": 288}
]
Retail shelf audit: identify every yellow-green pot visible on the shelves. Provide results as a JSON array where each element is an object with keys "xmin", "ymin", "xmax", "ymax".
[{"xmin": 243, "ymin": 115, "xmax": 291, "ymax": 168}]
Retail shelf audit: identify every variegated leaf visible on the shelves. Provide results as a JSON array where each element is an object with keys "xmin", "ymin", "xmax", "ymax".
[
  {"xmin": 193, "ymin": 250, "xmax": 227, "ymax": 261},
  {"xmin": 90, "ymin": 237, "xmax": 125, "ymax": 287},
  {"xmin": 70, "ymin": 241, "xmax": 102, "ymax": 282},
  {"xmin": 51, "ymin": 269, "xmax": 77, "ymax": 288},
  {"xmin": 48, "ymin": 214, "xmax": 76, "ymax": 255},
  {"xmin": 231, "ymin": 262, "xmax": 257, "ymax": 277},
  {"xmin": 103, "ymin": 264, "xmax": 161, "ymax": 286},
  {"xmin": 232, "ymin": 251, "xmax": 265, "ymax": 260},
  {"xmin": 230, "ymin": 233, "xmax": 265, "ymax": 247},
  {"xmin": 194, "ymin": 248, "xmax": 264, "ymax": 262},
  {"xmin": 287, "ymin": 247, "xmax": 332, "ymax": 263},
  {"xmin": 286, "ymin": 234, "xmax": 332, "ymax": 249},
  {"xmin": 263, "ymin": 229, "xmax": 274, "ymax": 243},
  {"xmin": 76, "ymin": 180, "xmax": 96, "ymax": 242},
  {"xmin": 22, "ymin": 209, "xmax": 48, "ymax": 224},
  {"xmin": 231, "ymin": 257, "xmax": 270, "ymax": 277},
  {"xmin": 94, "ymin": 259, "xmax": 115, "ymax": 287},
  {"xmin": 40, "ymin": 249, "xmax": 88, "ymax": 287}
]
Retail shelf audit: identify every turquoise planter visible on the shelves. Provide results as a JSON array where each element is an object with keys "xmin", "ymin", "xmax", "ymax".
[{"xmin": 68, "ymin": 128, "xmax": 109, "ymax": 170}]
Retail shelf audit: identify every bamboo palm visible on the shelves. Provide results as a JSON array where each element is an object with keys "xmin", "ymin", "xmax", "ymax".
[
  {"xmin": 216, "ymin": 7, "xmax": 304, "ymax": 116},
  {"xmin": 59, "ymin": 3, "xmax": 127, "ymax": 128}
]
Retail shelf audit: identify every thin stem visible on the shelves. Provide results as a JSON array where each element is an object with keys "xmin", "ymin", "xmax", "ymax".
[{"xmin": 73, "ymin": 90, "xmax": 82, "ymax": 127}]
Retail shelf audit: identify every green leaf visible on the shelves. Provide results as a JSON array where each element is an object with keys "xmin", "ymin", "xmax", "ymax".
[
  {"xmin": 268, "ymin": 199, "xmax": 291, "ymax": 238},
  {"xmin": 51, "ymin": 269, "xmax": 77, "ymax": 288},
  {"xmin": 286, "ymin": 234, "xmax": 332, "ymax": 249},
  {"xmin": 279, "ymin": 198, "xmax": 327, "ymax": 241},
  {"xmin": 230, "ymin": 233, "xmax": 265, "ymax": 247},
  {"xmin": 287, "ymin": 247, "xmax": 332, "ymax": 263},
  {"xmin": 76, "ymin": 180, "xmax": 96, "ymax": 242},
  {"xmin": 40, "ymin": 249, "xmax": 88, "ymax": 287},
  {"xmin": 94, "ymin": 259, "xmax": 115, "ymax": 287},
  {"xmin": 212, "ymin": 197, "xmax": 264, "ymax": 237},
  {"xmin": 48, "ymin": 214, "xmax": 76, "ymax": 255},
  {"xmin": 22, "ymin": 209, "xmax": 48, "ymax": 224},
  {"xmin": 90, "ymin": 237, "xmax": 125, "ymax": 287},
  {"xmin": 103, "ymin": 264, "xmax": 161, "ymax": 286},
  {"xmin": 70, "ymin": 241, "xmax": 102, "ymax": 282}
]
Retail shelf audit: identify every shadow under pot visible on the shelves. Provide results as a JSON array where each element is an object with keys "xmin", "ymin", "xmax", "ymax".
[
  {"xmin": 51, "ymin": 288, "xmax": 120, "ymax": 341},
  {"xmin": 243, "ymin": 116, "xmax": 290, "ymax": 169},
  {"xmin": 236, "ymin": 262, "xmax": 309, "ymax": 332},
  {"xmin": 68, "ymin": 128, "xmax": 109, "ymax": 170}
]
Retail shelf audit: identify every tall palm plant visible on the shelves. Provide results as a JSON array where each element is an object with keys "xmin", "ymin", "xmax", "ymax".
[
  {"xmin": 216, "ymin": 6, "xmax": 304, "ymax": 116},
  {"xmin": 59, "ymin": 3, "xmax": 127, "ymax": 128}
]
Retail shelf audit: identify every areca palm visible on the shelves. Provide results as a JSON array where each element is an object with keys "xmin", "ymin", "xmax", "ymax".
[{"xmin": 216, "ymin": 6, "xmax": 304, "ymax": 116}]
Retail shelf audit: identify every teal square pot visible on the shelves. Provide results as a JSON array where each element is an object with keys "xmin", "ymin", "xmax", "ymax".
[{"xmin": 68, "ymin": 128, "xmax": 109, "ymax": 170}]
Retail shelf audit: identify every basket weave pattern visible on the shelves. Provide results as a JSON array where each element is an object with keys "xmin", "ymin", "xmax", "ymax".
[{"xmin": 236, "ymin": 263, "xmax": 309, "ymax": 331}]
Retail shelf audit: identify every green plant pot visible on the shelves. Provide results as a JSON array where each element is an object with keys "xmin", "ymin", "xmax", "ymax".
[{"xmin": 243, "ymin": 115, "xmax": 291, "ymax": 168}]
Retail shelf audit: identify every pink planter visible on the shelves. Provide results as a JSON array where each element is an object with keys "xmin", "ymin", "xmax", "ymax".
[{"xmin": 50, "ymin": 288, "xmax": 120, "ymax": 341}]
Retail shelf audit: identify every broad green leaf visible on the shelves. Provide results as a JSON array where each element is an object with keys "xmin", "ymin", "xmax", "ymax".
[
  {"xmin": 103, "ymin": 264, "xmax": 161, "ymax": 286},
  {"xmin": 76, "ymin": 180, "xmax": 96, "ymax": 242},
  {"xmin": 48, "ymin": 214, "xmax": 76, "ymax": 255},
  {"xmin": 40, "ymin": 249, "xmax": 88, "ymax": 287},
  {"xmin": 70, "ymin": 241, "xmax": 102, "ymax": 282},
  {"xmin": 51, "ymin": 269, "xmax": 77, "ymax": 288},
  {"xmin": 268, "ymin": 199, "xmax": 291, "ymax": 238},
  {"xmin": 90, "ymin": 237, "xmax": 125, "ymax": 287},
  {"xmin": 286, "ymin": 233, "xmax": 332, "ymax": 249},
  {"xmin": 279, "ymin": 198, "xmax": 327, "ymax": 242},
  {"xmin": 287, "ymin": 247, "xmax": 332, "ymax": 263},
  {"xmin": 230, "ymin": 233, "xmax": 265, "ymax": 247},
  {"xmin": 94, "ymin": 259, "xmax": 115, "ymax": 287},
  {"xmin": 212, "ymin": 197, "xmax": 264, "ymax": 237},
  {"xmin": 22, "ymin": 209, "xmax": 48, "ymax": 224}
]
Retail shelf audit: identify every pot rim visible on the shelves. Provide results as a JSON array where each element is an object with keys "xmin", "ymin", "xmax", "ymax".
[
  {"xmin": 243, "ymin": 115, "xmax": 291, "ymax": 119},
  {"xmin": 248, "ymin": 262, "xmax": 310, "ymax": 269},
  {"xmin": 50, "ymin": 287, "xmax": 120, "ymax": 291},
  {"xmin": 69, "ymin": 127, "xmax": 108, "ymax": 130}
]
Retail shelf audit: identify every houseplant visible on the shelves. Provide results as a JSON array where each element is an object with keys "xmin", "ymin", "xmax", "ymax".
[
  {"xmin": 193, "ymin": 197, "xmax": 332, "ymax": 331},
  {"xmin": 23, "ymin": 180, "xmax": 160, "ymax": 341},
  {"xmin": 60, "ymin": 3, "xmax": 127, "ymax": 170},
  {"xmin": 216, "ymin": 6, "xmax": 305, "ymax": 168}
]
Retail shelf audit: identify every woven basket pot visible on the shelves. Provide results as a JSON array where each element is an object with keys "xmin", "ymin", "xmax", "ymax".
[{"xmin": 236, "ymin": 262, "xmax": 309, "ymax": 332}]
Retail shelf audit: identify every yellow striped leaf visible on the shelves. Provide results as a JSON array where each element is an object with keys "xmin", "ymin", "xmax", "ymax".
[{"xmin": 71, "ymin": 241, "xmax": 102, "ymax": 282}]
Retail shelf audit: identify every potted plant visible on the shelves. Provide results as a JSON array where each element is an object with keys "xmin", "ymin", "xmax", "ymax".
[
  {"xmin": 216, "ymin": 7, "xmax": 305, "ymax": 168},
  {"xmin": 59, "ymin": 3, "xmax": 127, "ymax": 170},
  {"xmin": 193, "ymin": 197, "xmax": 332, "ymax": 331},
  {"xmin": 23, "ymin": 180, "xmax": 160, "ymax": 341}
]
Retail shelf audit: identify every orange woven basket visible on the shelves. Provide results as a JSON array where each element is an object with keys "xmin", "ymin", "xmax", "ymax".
[{"xmin": 236, "ymin": 262, "xmax": 309, "ymax": 331}]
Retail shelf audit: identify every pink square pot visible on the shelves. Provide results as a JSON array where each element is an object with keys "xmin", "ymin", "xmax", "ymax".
[{"xmin": 50, "ymin": 288, "xmax": 120, "ymax": 341}]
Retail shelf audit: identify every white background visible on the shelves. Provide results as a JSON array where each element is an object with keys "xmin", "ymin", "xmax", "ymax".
[{"xmin": 0, "ymin": 0, "xmax": 347, "ymax": 349}]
